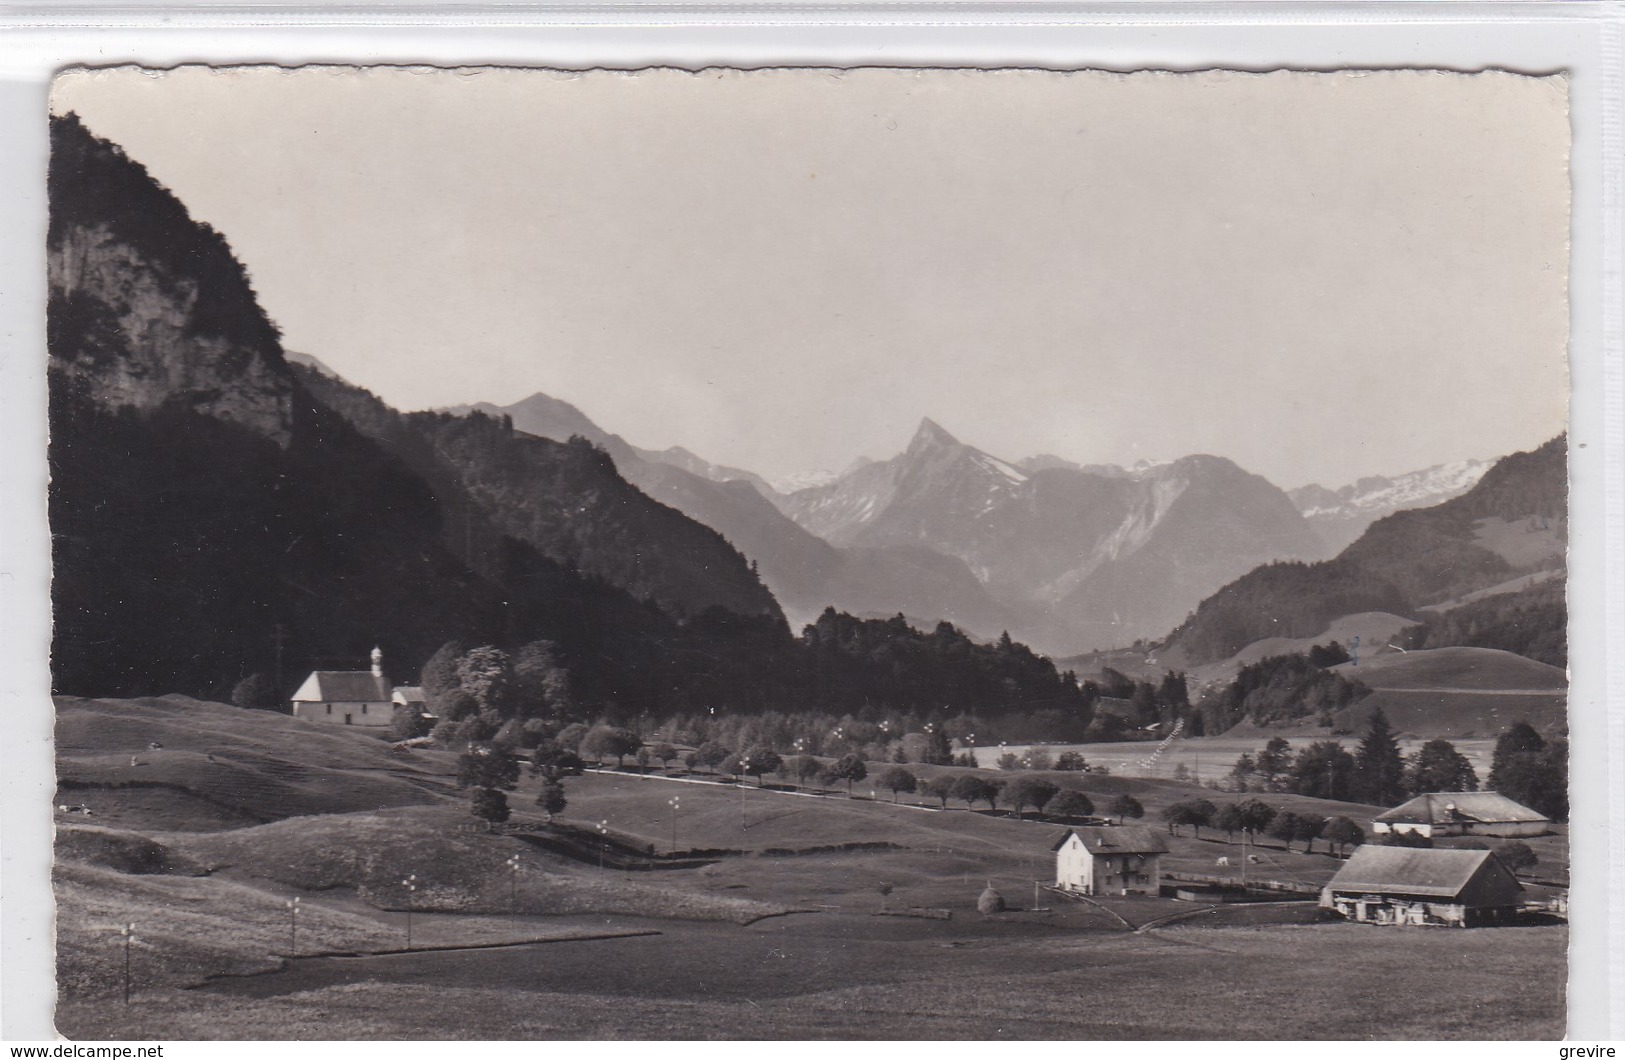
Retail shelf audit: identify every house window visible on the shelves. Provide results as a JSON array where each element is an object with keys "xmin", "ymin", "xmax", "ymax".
[
  {"xmin": 362, "ymin": 704, "xmax": 367, "ymax": 714},
  {"xmin": 326, "ymin": 704, "xmax": 332, "ymax": 715}
]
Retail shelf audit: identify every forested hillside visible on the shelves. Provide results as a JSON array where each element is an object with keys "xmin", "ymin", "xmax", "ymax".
[{"xmin": 1165, "ymin": 437, "xmax": 1565, "ymax": 665}]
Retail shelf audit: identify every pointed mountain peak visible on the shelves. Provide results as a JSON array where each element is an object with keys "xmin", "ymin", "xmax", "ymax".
[{"xmin": 908, "ymin": 417, "xmax": 961, "ymax": 452}]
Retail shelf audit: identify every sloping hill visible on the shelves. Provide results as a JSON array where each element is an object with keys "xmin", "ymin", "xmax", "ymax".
[
  {"xmin": 1165, "ymin": 437, "xmax": 1566, "ymax": 665},
  {"xmin": 1330, "ymin": 646, "xmax": 1565, "ymax": 691},
  {"xmin": 55, "ymin": 695, "xmax": 453, "ymax": 830}
]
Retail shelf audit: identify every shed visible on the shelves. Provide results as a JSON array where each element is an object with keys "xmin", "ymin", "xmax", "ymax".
[
  {"xmin": 290, "ymin": 648, "xmax": 392, "ymax": 728},
  {"xmin": 1053, "ymin": 826, "xmax": 1168, "ymax": 896},
  {"xmin": 1321, "ymin": 845, "xmax": 1524, "ymax": 927},
  {"xmin": 1372, "ymin": 791, "xmax": 1550, "ymax": 838}
]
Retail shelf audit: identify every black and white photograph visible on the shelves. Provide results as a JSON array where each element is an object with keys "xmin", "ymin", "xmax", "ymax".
[{"xmin": 40, "ymin": 62, "xmax": 1574, "ymax": 1040}]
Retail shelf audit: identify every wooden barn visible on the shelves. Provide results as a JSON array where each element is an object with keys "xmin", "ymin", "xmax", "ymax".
[
  {"xmin": 1321, "ymin": 845, "xmax": 1524, "ymax": 927},
  {"xmin": 1053, "ymin": 826, "xmax": 1168, "ymax": 896},
  {"xmin": 1372, "ymin": 791, "xmax": 1550, "ymax": 838},
  {"xmin": 289, "ymin": 647, "xmax": 392, "ymax": 728}
]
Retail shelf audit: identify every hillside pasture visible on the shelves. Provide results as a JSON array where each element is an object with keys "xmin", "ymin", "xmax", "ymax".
[{"xmin": 1330, "ymin": 646, "xmax": 1565, "ymax": 691}]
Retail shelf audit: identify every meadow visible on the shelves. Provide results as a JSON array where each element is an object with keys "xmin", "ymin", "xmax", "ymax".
[{"xmin": 52, "ymin": 695, "xmax": 1568, "ymax": 1041}]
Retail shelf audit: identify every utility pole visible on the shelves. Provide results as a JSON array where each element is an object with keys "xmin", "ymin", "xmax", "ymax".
[
  {"xmin": 286, "ymin": 896, "xmax": 300, "ymax": 956},
  {"xmin": 402, "ymin": 874, "xmax": 417, "ymax": 949},
  {"xmin": 119, "ymin": 922, "xmax": 135, "ymax": 1005}
]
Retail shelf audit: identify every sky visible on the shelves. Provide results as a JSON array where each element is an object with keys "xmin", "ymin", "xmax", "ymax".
[{"xmin": 51, "ymin": 65, "xmax": 1570, "ymax": 489}]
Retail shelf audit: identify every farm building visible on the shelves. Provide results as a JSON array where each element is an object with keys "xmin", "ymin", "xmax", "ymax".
[
  {"xmin": 1372, "ymin": 791, "xmax": 1550, "ymax": 838},
  {"xmin": 290, "ymin": 648, "xmax": 392, "ymax": 727},
  {"xmin": 1053, "ymin": 826, "xmax": 1168, "ymax": 896},
  {"xmin": 1321, "ymin": 845, "xmax": 1524, "ymax": 927}
]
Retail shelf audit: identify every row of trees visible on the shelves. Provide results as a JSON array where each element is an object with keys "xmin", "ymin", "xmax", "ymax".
[
  {"xmin": 1221, "ymin": 715, "xmax": 1568, "ymax": 821},
  {"xmin": 1161, "ymin": 797, "xmax": 1367, "ymax": 856}
]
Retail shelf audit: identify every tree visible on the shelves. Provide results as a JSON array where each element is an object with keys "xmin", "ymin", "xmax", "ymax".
[
  {"xmin": 457, "ymin": 744, "xmax": 520, "ymax": 791},
  {"xmin": 580, "ymin": 725, "xmax": 640, "ymax": 767},
  {"xmin": 1307, "ymin": 640, "xmax": 1351, "ymax": 667},
  {"xmin": 1293, "ymin": 815, "xmax": 1325, "ymax": 854},
  {"xmin": 952, "ymin": 774, "xmax": 998, "ymax": 811},
  {"xmin": 1108, "ymin": 794, "xmax": 1144, "ymax": 825},
  {"xmin": 1049, "ymin": 788, "xmax": 1095, "ymax": 820},
  {"xmin": 457, "ymin": 646, "xmax": 514, "ymax": 718},
  {"xmin": 1055, "ymin": 751, "xmax": 1088, "ymax": 772},
  {"xmin": 231, "ymin": 672, "xmax": 281, "ymax": 711},
  {"xmin": 1229, "ymin": 753, "xmax": 1257, "ymax": 793},
  {"xmin": 878, "ymin": 766, "xmax": 918, "ymax": 802},
  {"xmin": 1290, "ymin": 741, "xmax": 1358, "ymax": 801},
  {"xmin": 1255, "ymin": 737, "xmax": 1293, "ymax": 792},
  {"xmin": 741, "ymin": 746, "xmax": 784, "ymax": 786},
  {"xmin": 1004, "ymin": 776, "xmax": 1058, "ymax": 818},
  {"xmin": 391, "ymin": 704, "xmax": 433, "ymax": 741},
  {"xmin": 696, "ymin": 742, "xmax": 733, "ymax": 772},
  {"xmin": 419, "ymin": 639, "xmax": 466, "ymax": 717},
  {"xmin": 996, "ymin": 752, "xmax": 1023, "ymax": 771},
  {"xmin": 536, "ymin": 779, "xmax": 567, "ymax": 820},
  {"xmin": 830, "ymin": 753, "xmax": 868, "ymax": 794},
  {"xmin": 510, "ymin": 639, "xmax": 574, "ymax": 718},
  {"xmin": 652, "ymin": 743, "xmax": 678, "ymax": 769},
  {"xmin": 1023, "ymin": 749, "xmax": 1054, "ymax": 771},
  {"xmin": 1489, "ymin": 720, "xmax": 1546, "ymax": 787},
  {"xmin": 1322, "ymin": 816, "xmax": 1365, "ymax": 856},
  {"xmin": 1405, "ymin": 739, "xmax": 1479, "ymax": 795},
  {"xmin": 528, "ymin": 741, "xmax": 583, "ymax": 782},
  {"xmin": 1164, "ymin": 799, "xmax": 1215, "ymax": 837},
  {"xmin": 922, "ymin": 726, "xmax": 954, "ymax": 766},
  {"xmin": 923, "ymin": 774, "xmax": 958, "ymax": 809},
  {"xmin": 1495, "ymin": 840, "xmax": 1538, "ymax": 874},
  {"xmin": 1267, "ymin": 810, "xmax": 1302, "ymax": 849},
  {"xmin": 1215, "ymin": 803, "xmax": 1245, "ymax": 841},
  {"xmin": 1355, "ymin": 706, "xmax": 1407, "ymax": 806},
  {"xmin": 718, "ymin": 753, "xmax": 743, "ymax": 778},
  {"xmin": 1493, "ymin": 738, "xmax": 1568, "ymax": 821},
  {"xmin": 471, "ymin": 787, "xmax": 510, "ymax": 824},
  {"xmin": 793, "ymin": 755, "xmax": 823, "ymax": 787},
  {"xmin": 1236, "ymin": 798, "xmax": 1276, "ymax": 841},
  {"xmin": 555, "ymin": 722, "xmax": 589, "ymax": 753}
]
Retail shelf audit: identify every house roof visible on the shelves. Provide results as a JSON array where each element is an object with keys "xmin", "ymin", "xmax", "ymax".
[
  {"xmin": 1052, "ymin": 825, "xmax": 1169, "ymax": 855},
  {"xmin": 392, "ymin": 686, "xmax": 426, "ymax": 705},
  {"xmin": 291, "ymin": 671, "xmax": 391, "ymax": 703},
  {"xmin": 1373, "ymin": 791, "xmax": 1549, "ymax": 826},
  {"xmin": 1326, "ymin": 845, "xmax": 1524, "ymax": 904}
]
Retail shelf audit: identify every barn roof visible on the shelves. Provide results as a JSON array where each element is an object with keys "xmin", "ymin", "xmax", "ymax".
[
  {"xmin": 291, "ymin": 671, "xmax": 391, "ymax": 703},
  {"xmin": 1052, "ymin": 825, "xmax": 1169, "ymax": 855},
  {"xmin": 1326, "ymin": 845, "xmax": 1524, "ymax": 905},
  {"xmin": 1374, "ymin": 791, "xmax": 1549, "ymax": 826}
]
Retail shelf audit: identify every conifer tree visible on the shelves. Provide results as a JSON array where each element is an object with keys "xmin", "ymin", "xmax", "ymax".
[{"xmin": 1355, "ymin": 706, "xmax": 1407, "ymax": 806}]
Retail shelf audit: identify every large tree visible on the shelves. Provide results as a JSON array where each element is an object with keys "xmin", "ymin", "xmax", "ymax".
[
  {"xmin": 1255, "ymin": 737, "xmax": 1293, "ymax": 792},
  {"xmin": 580, "ymin": 725, "xmax": 640, "ymax": 767},
  {"xmin": 1290, "ymin": 741, "xmax": 1359, "ymax": 802},
  {"xmin": 1108, "ymin": 794, "xmax": 1145, "ymax": 825},
  {"xmin": 1004, "ymin": 776, "xmax": 1058, "ymax": 818},
  {"xmin": 878, "ymin": 766, "xmax": 918, "ymax": 803},
  {"xmin": 829, "ymin": 753, "xmax": 868, "ymax": 794},
  {"xmin": 741, "ymin": 746, "xmax": 783, "ymax": 787},
  {"xmin": 1164, "ymin": 798, "xmax": 1216, "ymax": 838},
  {"xmin": 1405, "ymin": 739, "xmax": 1480, "ymax": 795},
  {"xmin": 1049, "ymin": 788, "xmax": 1096, "ymax": 820},
  {"xmin": 1355, "ymin": 707, "xmax": 1407, "ymax": 806},
  {"xmin": 922, "ymin": 774, "xmax": 957, "ymax": 809},
  {"xmin": 1322, "ymin": 816, "xmax": 1365, "ymax": 856},
  {"xmin": 951, "ymin": 774, "xmax": 998, "ymax": 811}
]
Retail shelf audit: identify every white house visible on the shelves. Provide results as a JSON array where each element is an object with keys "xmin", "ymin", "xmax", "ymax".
[
  {"xmin": 1371, "ymin": 791, "xmax": 1550, "ymax": 838},
  {"xmin": 1053, "ymin": 826, "xmax": 1168, "ymax": 896},
  {"xmin": 290, "ymin": 647, "xmax": 392, "ymax": 728}
]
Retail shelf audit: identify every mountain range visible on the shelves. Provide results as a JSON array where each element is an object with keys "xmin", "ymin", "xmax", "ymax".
[{"xmin": 1287, "ymin": 459, "xmax": 1491, "ymax": 553}]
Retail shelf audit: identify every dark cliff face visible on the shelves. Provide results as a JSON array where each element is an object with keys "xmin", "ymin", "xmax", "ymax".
[{"xmin": 48, "ymin": 113, "xmax": 293, "ymax": 444}]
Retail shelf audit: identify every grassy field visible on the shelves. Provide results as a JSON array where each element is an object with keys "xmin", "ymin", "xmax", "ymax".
[
  {"xmin": 52, "ymin": 696, "xmax": 1569, "ymax": 1040},
  {"xmin": 57, "ymin": 916, "xmax": 1567, "ymax": 1040}
]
